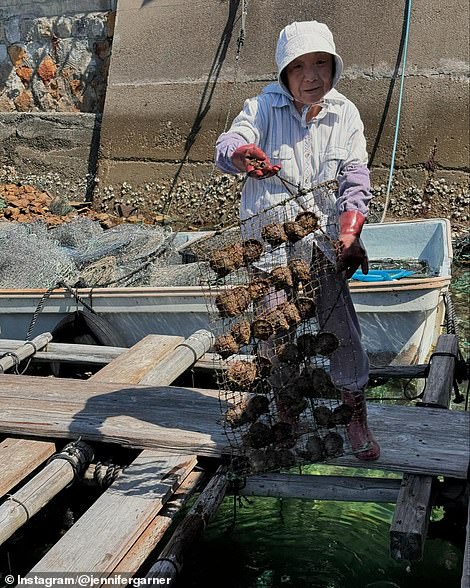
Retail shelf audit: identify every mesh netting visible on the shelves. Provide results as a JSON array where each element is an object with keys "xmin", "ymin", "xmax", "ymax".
[
  {"xmin": 0, "ymin": 221, "xmax": 79, "ymax": 288},
  {"xmin": 192, "ymin": 180, "xmax": 367, "ymax": 474},
  {"xmin": 0, "ymin": 218, "xmax": 186, "ymax": 289}
]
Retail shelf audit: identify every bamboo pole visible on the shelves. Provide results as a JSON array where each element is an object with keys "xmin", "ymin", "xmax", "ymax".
[
  {"xmin": 0, "ymin": 441, "xmax": 93, "ymax": 546},
  {"xmin": 139, "ymin": 329, "xmax": 214, "ymax": 385},
  {"xmin": 0, "ymin": 332, "xmax": 52, "ymax": 373},
  {"xmin": 390, "ymin": 334, "xmax": 458, "ymax": 561},
  {"xmin": 145, "ymin": 466, "xmax": 228, "ymax": 583}
]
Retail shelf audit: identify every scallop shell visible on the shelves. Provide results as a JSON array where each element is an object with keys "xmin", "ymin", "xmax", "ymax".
[
  {"xmin": 270, "ymin": 266, "xmax": 293, "ymax": 289},
  {"xmin": 305, "ymin": 435, "xmax": 324, "ymax": 461},
  {"xmin": 276, "ymin": 342, "xmax": 300, "ymax": 364},
  {"xmin": 215, "ymin": 286, "xmax": 251, "ymax": 317},
  {"xmin": 295, "ymin": 210, "xmax": 319, "ymax": 232},
  {"xmin": 209, "ymin": 243, "xmax": 244, "ymax": 276},
  {"xmin": 247, "ymin": 278, "xmax": 270, "ymax": 301},
  {"xmin": 288, "ymin": 259, "xmax": 311, "ymax": 284},
  {"xmin": 313, "ymin": 405, "xmax": 335, "ymax": 428},
  {"xmin": 332, "ymin": 403, "xmax": 354, "ymax": 425},
  {"xmin": 313, "ymin": 332, "xmax": 339, "ymax": 356},
  {"xmin": 243, "ymin": 422, "xmax": 274, "ymax": 448},
  {"xmin": 296, "ymin": 296, "xmax": 316, "ymax": 320},
  {"xmin": 230, "ymin": 320, "xmax": 251, "ymax": 345}
]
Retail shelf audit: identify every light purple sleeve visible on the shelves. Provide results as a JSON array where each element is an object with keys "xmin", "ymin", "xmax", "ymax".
[
  {"xmin": 215, "ymin": 131, "xmax": 249, "ymax": 174},
  {"xmin": 336, "ymin": 164, "xmax": 372, "ymax": 217}
]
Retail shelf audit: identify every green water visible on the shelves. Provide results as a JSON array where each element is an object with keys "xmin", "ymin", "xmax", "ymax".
[
  {"xmin": 177, "ymin": 474, "xmax": 463, "ymax": 588},
  {"xmin": 178, "ymin": 268, "xmax": 469, "ymax": 588}
]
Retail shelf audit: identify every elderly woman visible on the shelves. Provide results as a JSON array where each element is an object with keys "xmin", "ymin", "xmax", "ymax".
[{"xmin": 215, "ymin": 21, "xmax": 379, "ymax": 460}]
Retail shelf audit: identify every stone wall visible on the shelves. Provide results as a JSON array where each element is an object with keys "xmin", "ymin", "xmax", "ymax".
[
  {"xmin": 0, "ymin": 0, "xmax": 116, "ymax": 112},
  {"xmin": 0, "ymin": 1, "xmax": 115, "ymax": 200}
]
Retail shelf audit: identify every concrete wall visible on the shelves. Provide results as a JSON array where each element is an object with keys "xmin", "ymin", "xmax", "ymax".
[
  {"xmin": 97, "ymin": 0, "xmax": 469, "ymax": 227},
  {"xmin": 0, "ymin": 112, "xmax": 100, "ymax": 199}
]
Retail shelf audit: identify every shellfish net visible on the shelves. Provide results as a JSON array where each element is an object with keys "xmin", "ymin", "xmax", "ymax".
[{"xmin": 191, "ymin": 179, "xmax": 366, "ymax": 474}]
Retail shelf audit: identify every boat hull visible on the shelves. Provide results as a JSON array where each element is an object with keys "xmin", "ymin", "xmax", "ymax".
[{"xmin": 0, "ymin": 219, "xmax": 452, "ymax": 366}]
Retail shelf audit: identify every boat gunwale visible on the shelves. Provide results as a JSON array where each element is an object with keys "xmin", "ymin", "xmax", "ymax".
[{"xmin": 0, "ymin": 274, "xmax": 451, "ymax": 301}]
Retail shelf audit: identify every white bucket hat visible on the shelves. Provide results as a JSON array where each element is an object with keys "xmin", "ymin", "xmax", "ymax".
[{"xmin": 275, "ymin": 21, "xmax": 343, "ymax": 89}]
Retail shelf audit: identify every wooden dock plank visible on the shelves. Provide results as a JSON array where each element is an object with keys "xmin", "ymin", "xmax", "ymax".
[
  {"xmin": 0, "ymin": 335, "xmax": 167, "ymax": 513},
  {"xmin": 30, "ymin": 331, "xmax": 208, "ymax": 576},
  {"xmin": 89, "ymin": 334, "xmax": 184, "ymax": 384},
  {"xmin": 0, "ymin": 438, "xmax": 55, "ymax": 498},
  {"xmin": 29, "ymin": 453, "xmax": 197, "ymax": 574},
  {"xmin": 0, "ymin": 374, "xmax": 469, "ymax": 478},
  {"xmin": 112, "ymin": 469, "xmax": 205, "ymax": 574},
  {"xmin": 463, "ymin": 491, "xmax": 470, "ymax": 588},
  {"xmin": 0, "ymin": 339, "xmax": 126, "ymax": 365},
  {"xmin": 239, "ymin": 473, "xmax": 402, "ymax": 503},
  {"xmin": 390, "ymin": 334, "xmax": 458, "ymax": 561}
]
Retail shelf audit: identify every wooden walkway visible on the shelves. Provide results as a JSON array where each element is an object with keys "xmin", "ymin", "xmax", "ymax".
[
  {"xmin": 0, "ymin": 332, "xmax": 468, "ymax": 585},
  {"xmin": 0, "ymin": 373, "xmax": 468, "ymax": 478}
]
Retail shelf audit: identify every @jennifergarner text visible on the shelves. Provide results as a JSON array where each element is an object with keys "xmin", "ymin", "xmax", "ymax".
[{"xmin": 4, "ymin": 575, "xmax": 171, "ymax": 587}]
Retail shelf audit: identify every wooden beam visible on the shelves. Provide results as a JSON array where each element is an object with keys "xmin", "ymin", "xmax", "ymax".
[
  {"xmin": 390, "ymin": 474, "xmax": 434, "ymax": 561},
  {"xmin": 0, "ymin": 438, "xmax": 55, "ymax": 498},
  {"xmin": 29, "ymin": 453, "xmax": 197, "ymax": 574},
  {"xmin": 462, "ymin": 490, "xmax": 470, "ymax": 588},
  {"xmin": 239, "ymin": 473, "xmax": 402, "ymax": 503},
  {"xmin": 0, "ymin": 373, "xmax": 469, "ymax": 478},
  {"xmin": 0, "ymin": 339, "xmax": 125, "ymax": 365},
  {"xmin": 390, "ymin": 334, "xmax": 458, "ymax": 561},
  {"xmin": 420, "ymin": 334, "xmax": 458, "ymax": 408},
  {"xmin": 139, "ymin": 330, "xmax": 213, "ymax": 385},
  {"xmin": 195, "ymin": 353, "xmax": 428, "ymax": 379},
  {"xmin": 89, "ymin": 334, "xmax": 184, "ymax": 384},
  {"xmin": 145, "ymin": 466, "xmax": 228, "ymax": 583},
  {"xmin": 112, "ymin": 469, "xmax": 206, "ymax": 575},
  {"xmin": 0, "ymin": 340, "xmax": 429, "ymax": 380}
]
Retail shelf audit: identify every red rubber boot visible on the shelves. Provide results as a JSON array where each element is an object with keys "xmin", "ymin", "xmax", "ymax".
[{"xmin": 341, "ymin": 391, "xmax": 380, "ymax": 460}]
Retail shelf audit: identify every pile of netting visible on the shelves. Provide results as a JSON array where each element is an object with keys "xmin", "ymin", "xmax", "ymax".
[
  {"xmin": 192, "ymin": 180, "xmax": 365, "ymax": 475},
  {"xmin": 0, "ymin": 217, "xmax": 206, "ymax": 289}
]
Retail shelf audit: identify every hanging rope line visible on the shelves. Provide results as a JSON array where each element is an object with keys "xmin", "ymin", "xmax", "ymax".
[{"xmin": 380, "ymin": 0, "xmax": 412, "ymax": 223}]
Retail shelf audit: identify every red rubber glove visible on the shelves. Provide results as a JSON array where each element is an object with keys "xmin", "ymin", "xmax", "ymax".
[
  {"xmin": 232, "ymin": 144, "xmax": 281, "ymax": 179},
  {"xmin": 337, "ymin": 210, "xmax": 369, "ymax": 278}
]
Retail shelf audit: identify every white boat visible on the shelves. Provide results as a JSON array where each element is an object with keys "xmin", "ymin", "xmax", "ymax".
[{"xmin": 0, "ymin": 218, "xmax": 452, "ymax": 366}]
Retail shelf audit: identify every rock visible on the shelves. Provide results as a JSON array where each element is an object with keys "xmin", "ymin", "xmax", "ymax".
[{"xmin": 5, "ymin": 17, "xmax": 21, "ymax": 45}]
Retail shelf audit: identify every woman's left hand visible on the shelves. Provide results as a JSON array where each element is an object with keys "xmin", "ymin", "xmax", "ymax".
[{"xmin": 337, "ymin": 235, "xmax": 369, "ymax": 278}]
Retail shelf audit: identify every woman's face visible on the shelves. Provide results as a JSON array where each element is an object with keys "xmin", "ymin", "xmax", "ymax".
[{"xmin": 285, "ymin": 52, "xmax": 334, "ymax": 106}]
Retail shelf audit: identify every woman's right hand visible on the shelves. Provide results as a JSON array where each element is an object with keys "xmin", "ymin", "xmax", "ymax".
[{"xmin": 232, "ymin": 144, "xmax": 281, "ymax": 179}]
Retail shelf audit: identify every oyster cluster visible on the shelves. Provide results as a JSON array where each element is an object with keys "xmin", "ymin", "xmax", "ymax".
[
  {"xmin": 261, "ymin": 211, "xmax": 319, "ymax": 247},
  {"xmin": 209, "ymin": 239, "xmax": 263, "ymax": 277}
]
